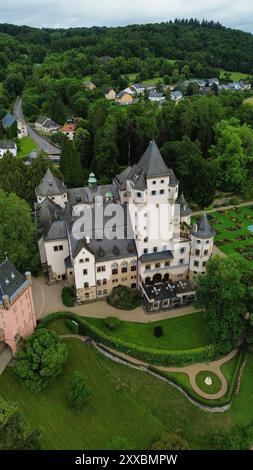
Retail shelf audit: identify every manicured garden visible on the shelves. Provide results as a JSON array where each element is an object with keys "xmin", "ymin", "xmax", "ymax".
[
  {"xmin": 195, "ymin": 371, "xmax": 222, "ymax": 395},
  {"xmin": 17, "ymin": 137, "xmax": 37, "ymax": 158},
  {"xmin": 84, "ymin": 311, "xmax": 210, "ymax": 350},
  {"xmin": 0, "ymin": 337, "xmax": 253, "ymax": 449}
]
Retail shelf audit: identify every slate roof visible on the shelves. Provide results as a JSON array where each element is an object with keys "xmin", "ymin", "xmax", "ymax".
[
  {"xmin": 139, "ymin": 250, "xmax": 174, "ymax": 264},
  {"xmin": 149, "ymin": 92, "xmax": 164, "ymax": 99},
  {"xmin": 71, "ymin": 236, "xmax": 137, "ymax": 263},
  {"xmin": 0, "ymin": 260, "xmax": 26, "ymax": 303},
  {"xmin": 192, "ymin": 214, "xmax": 215, "ymax": 239},
  {"xmin": 67, "ymin": 184, "xmax": 119, "ymax": 205},
  {"xmin": 35, "ymin": 198, "xmax": 70, "ymax": 241},
  {"xmin": 176, "ymin": 193, "xmax": 192, "ymax": 217},
  {"xmin": 2, "ymin": 113, "xmax": 16, "ymax": 129},
  {"xmin": 0, "ymin": 140, "xmax": 16, "ymax": 150},
  {"xmin": 136, "ymin": 140, "xmax": 171, "ymax": 178},
  {"xmin": 35, "ymin": 116, "xmax": 59, "ymax": 129},
  {"xmin": 143, "ymin": 279, "xmax": 195, "ymax": 302},
  {"xmin": 36, "ymin": 169, "xmax": 67, "ymax": 197}
]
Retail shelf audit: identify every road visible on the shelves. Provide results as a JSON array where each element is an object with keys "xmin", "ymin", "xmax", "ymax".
[{"xmin": 14, "ymin": 97, "xmax": 61, "ymax": 156}]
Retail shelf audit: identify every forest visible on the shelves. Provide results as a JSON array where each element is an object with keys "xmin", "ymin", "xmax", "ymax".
[{"xmin": 0, "ymin": 19, "xmax": 253, "ymax": 209}]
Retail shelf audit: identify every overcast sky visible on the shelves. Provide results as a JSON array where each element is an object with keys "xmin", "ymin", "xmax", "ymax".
[{"xmin": 1, "ymin": 0, "xmax": 253, "ymax": 33}]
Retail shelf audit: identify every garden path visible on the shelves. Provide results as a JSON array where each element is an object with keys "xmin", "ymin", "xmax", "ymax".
[{"xmin": 193, "ymin": 199, "xmax": 253, "ymax": 216}]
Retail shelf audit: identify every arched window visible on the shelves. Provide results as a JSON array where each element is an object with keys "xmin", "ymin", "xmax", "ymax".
[
  {"xmin": 131, "ymin": 283, "xmax": 137, "ymax": 289},
  {"xmin": 103, "ymin": 279, "xmax": 107, "ymax": 285},
  {"xmin": 121, "ymin": 261, "xmax": 128, "ymax": 273},
  {"xmin": 97, "ymin": 280, "xmax": 101, "ymax": 286},
  {"xmin": 145, "ymin": 277, "xmax": 151, "ymax": 285},
  {"xmin": 111, "ymin": 263, "xmax": 118, "ymax": 275}
]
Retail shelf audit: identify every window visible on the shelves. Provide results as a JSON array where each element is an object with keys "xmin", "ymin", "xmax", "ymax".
[
  {"xmin": 143, "ymin": 248, "xmax": 148, "ymax": 254},
  {"xmin": 160, "ymin": 180, "xmax": 164, "ymax": 184},
  {"xmin": 103, "ymin": 289, "xmax": 107, "ymax": 295},
  {"xmin": 79, "ymin": 259, "xmax": 84, "ymax": 263},
  {"xmin": 194, "ymin": 261, "xmax": 199, "ymax": 267},
  {"xmin": 97, "ymin": 266, "xmax": 106, "ymax": 272},
  {"xmin": 112, "ymin": 263, "xmax": 118, "ymax": 275},
  {"xmin": 160, "ymin": 190, "xmax": 164, "ymax": 195},
  {"xmin": 98, "ymin": 290, "xmax": 102, "ymax": 296},
  {"xmin": 83, "ymin": 269, "xmax": 88, "ymax": 275},
  {"xmin": 103, "ymin": 279, "xmax": 107, "ymax": 285},
  {"xmin": 152, "ymin": 180, "xmax": 157, "ymax": 185},
  {"xmin": 165, "ymin": 261, "xmax": 170, "ymax": 266},
  {"xmin": 85, "ymin": 293, "xmax": 90, "ymax": 299},
  {"xmin": 97, "ymin": 280, "xmax": 101, "ymax": 286},
  {"xmin": 59, "ymin": 245, "xmax": 63, "ymax": 251},
  {"xmin": 179, "ymin": 259, "xmax": 184, "ymax": 265},
  {"xmin": 155, "ymin": 263, "xmax": 161, "ymax": 268},
  {"xmin": 53, "ymin": 246, "xmax": 58, "ymax": 252},
  {"xmin": 136, "ymin": 192, "xmax": 142, "ymax": 198},
  {"xmin": 180, "ymin": 247, "xmax": 185, "ymax": 254},
  {"xmin": 195, "ymin": 249, "xmax": 200, "ymax": 256},
  {"xmin": 145, "ymin": 264, "xmax": 151, "ymax": 270},
  {"xmin": 197, "ymin": 240, "xmax": 201, "ymax": 244},
  {"xmin": 203, "ymin": 261, "xmax": 207, "ymax": 267},
  {"xmin": 151, "ymin": 191, "xmax": 156, "ymax": 196},
  {"xmin": 153, "ymin": 247, "xmax": 158, "ymax": 252},
  {"xmin": 121, "ymin": 262, "xmax": 128, "ymax": 273},
  {"xmin": 84, "ymin": 282, "xmax": 89, "ymax": 288},
  {"xmin": 85, "ymin": 258, "xmax": 90, "ymax": 262},
  {"xmin": 204, "ymin": 250, "xmax": 208, "ymax": 256},
  {"xmin": 206, "ymin": 240, "xmax": 210, "ymax": 244},
  {"xmin": 144, "ymin": 237, "xmax": 148, "ymax": 243},
  {"xmin": 131, "ymin": 265, "xmax": 137, "ymax": 272}
]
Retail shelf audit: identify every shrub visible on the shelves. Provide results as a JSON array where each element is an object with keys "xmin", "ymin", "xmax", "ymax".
[
  {"xmin": 211, "ymin": 422, "xmax": 253, "ymax": 450},
  {"xmin": 65, "ymin": 319, "xmax": 79, "ymax": 334},
  {"xmin": 104, "ymin": 317, "xmax": 120, "ymax": 331},
  {"xmin": 107, "ymin": 285, "xmax": 141, "ymax": 310},
  {"xmin": 38, "ymin": 312, "xmax": 219, "ymax": 367},
  {"xmin": 151, "ymin": 432, "xmax": 189, "ymax": 450},
  {"xmin": 229, "ymin": 197, "xmax": 241, "ymax": 206},
  {"xmin": 69, "ymin": 371, "xmax": 90, "ymax": 409},
  {"xmin": 61, "ymin": 287, "xmax": 75, "ymax": 307},
  {"xmin": 154, "ymin": 326, "xmax": 163, "ymax": 337},
  {"xmin": 15, "ymin": 328, "xmax": 68, "ymax": 392}
]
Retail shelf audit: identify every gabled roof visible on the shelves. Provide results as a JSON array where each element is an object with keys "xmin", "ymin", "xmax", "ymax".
[
  {"xmin": 139, "ymin": 250, "xmax": 173, "ymax": 264},
  {"xmin": 136, "ymin": 140, "xmax": 170, "ymax": 178},
  {"xmin": 176, "ymin": 193, "xmax": 192, "ymax": 217},
  {"xmin": 192, "ymin": 214, "xmax": 215, "ymax": 239},
  {"xmin": 2, "ymin": 113, "xmax": 16, "ymax": 129},
  {"xmin": 0, "ymin": 140, "xmax": 16, "ymax": 150},
  {"xmin": 36, "ymin": 169, "xmax": 67, "ymax": 197},
  {"xmin": 0, "ymin": 260, "xmax": 26, "ymax": 303}
]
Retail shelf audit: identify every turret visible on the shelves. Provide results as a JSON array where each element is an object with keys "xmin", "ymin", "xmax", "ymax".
[
  {"xmin": 176, "ymin": 193, "xmax": 192, "ymax": 225},
  {"xmin": 35, "ymin": 169, "xmax": 68, "ymax": 208},
  {"xmin": 88, "ymin": 172, "xmax": 97, "ymax": 191},
  {"xmin": 189, "ymin": 214, "xmax": 215, "ymax": 279}
]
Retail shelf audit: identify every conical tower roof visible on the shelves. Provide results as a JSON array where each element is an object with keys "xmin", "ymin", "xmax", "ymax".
[
  {"xmin": 192, "ymin": 214, "xmax": 215, "ymax": 239},
  {"xmin": 36, "ymin": 169, "xmax": 67, "ymax": 197},
  {"xmin": 176, "ymin": 193, "xmax": 192, "ymax": 217},
  {"xmin": 136, "ymin": 140, "xmax": 170, "ymax": 178}
]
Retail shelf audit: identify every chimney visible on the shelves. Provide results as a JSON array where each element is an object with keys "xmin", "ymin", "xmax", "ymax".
[
  {"xmin": 2, "ymin": 295, "xmax": 10, "ymax": 310},
  {"xmin": 86, "ymin": 236, "xmax": 91, "ymax": 244},
  {"xmin": 25, "ymin": 271, "xmax": 32, "ymax": 283}
]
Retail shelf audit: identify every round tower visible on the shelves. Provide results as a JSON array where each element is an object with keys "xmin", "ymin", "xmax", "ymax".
[{"xmin": 189, "ymin": 214, "xmax": 215, "ymax": 280}]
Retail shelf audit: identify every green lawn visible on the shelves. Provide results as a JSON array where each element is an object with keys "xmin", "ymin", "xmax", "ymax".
[
  {"xmin": 0, "ymin": 339, "xmax": 253, "ymax": 449},
  {"xmin": 195, "ymin": 371, "xmax": 222, "ymax": 395},
  {"xmin": 82, "ymin": 312, "xmax": 210, "ymax": 350},
  {"xmin": 218, "ymin": 69, "xmax": 250, "ymax": 81},
  {"xmin": 18, "ymin": 137, "xmax": 37, "ymax": 158}
]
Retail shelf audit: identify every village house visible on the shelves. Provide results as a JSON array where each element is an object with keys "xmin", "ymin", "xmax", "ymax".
[
  {"xmin": 148, "ymin": 91, "xmax": 166, "ymax": 103},
  {"xmin": 0, "ymin": 260, "xmax": 36, "ymax": 357},
  {"xmin": 2, "ymin": 113, "xmax": 28, "ymax": 139},
  {"xmin": 170, "ymin": 90, "xmax": 183, "ymax": 102},
  {"xmin": 131, "ymin": 83, "xmax": 145, "ymax": 95},
  {"xmin": 116, "ymin": 91, "xmax": 135, "ymax": 105},
  {"xmin": 35, "ymin": 141, "xmax": 214, "ymax": 311},
  {"xmin": 58, "ymin": 123, "xmax": 76, "ymax": 140},
  {"xmin": 0, "ymin": 140, "xmax": 17, "ymax": 158},
  {"xmin": 35, "ymin": 116, "xmax": 60, "ymax": 135},
  {"xmin": 105, "ymin": 88, "xmax": 116, "ymax": 100},
  {"xmin": 83, "ymin": 81, "xmax": 96, "ymax": 91}
]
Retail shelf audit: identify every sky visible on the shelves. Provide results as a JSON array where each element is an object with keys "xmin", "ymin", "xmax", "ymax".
[{"xmin": 1, "ymin": 0, "xmax": 253, "ymax": 33}]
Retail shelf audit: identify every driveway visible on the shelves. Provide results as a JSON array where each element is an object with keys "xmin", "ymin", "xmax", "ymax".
[
  {"xmin": 32, "ymin": 275, "xmax": 198, "ymax": 323},
  {"xmin": 13, "ymin": 97, "xmax": 61, "ymax": 156}
]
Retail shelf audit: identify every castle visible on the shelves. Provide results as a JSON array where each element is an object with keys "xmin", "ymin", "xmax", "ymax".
[{"xmin": 35, "ymin": 140, "xmax": 214, "ymax": 311}]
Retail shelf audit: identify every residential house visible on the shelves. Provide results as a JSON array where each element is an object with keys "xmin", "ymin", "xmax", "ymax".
[
  {"xmin": 170, "ymin": 91, "xmax": 183, "ymax": 102},
  {"xmin": 83, "ymin": 81, "xmax": 96, "ymax": 91},
  {"xmin": 240, "ymin": 80, "xmax": 252, "ymax": 90},
  {"xmin": 0, "ymin": 140, "xmax": 17, "ymax": 158},
  {"xmin": 35, "ymin": 141, "xmax": 214, "ymax": 311},
  {"xmin": 35, "ymin": 116, "xmax": 60, "ymax": 135},
  {"xmin": 148, "ymin": 92, "xmax": 166, "ymax": 103},
  {"xmin": 58, "ymin": 123, "xmax": 76, "ymax": 140},
  {"xmin": 2, "ymin": 113, "xmax": 28, "ymax": 139},
  {"xmin": 131, "ymin": 83, "xmax": 145, "ymax": 95},
  {"xmin": 0, "ymin": 260, "xmax": 36, "ymax": 355},
  {"xmin": 105, "ymin": 88, "xmax": 116, "ymax": 100},
  {"xmin": 116, "ymin": 91, "xmax": 135, "ymax": 105}
]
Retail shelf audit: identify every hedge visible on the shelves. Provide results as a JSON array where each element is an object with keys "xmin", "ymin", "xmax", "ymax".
[{"xmin": 38, "ymin": 311, "xmax": 220, "ymax": 367}]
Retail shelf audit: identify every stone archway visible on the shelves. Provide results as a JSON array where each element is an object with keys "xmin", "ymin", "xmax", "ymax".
[{"xmin": 153, "ymin": 273, "xmax": 162, "ymax": 284}]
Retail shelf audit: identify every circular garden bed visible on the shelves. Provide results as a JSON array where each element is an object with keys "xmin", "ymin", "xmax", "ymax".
[{"xmin": 195, "ymin": 371, "xmax": 222, "ymax": 395}]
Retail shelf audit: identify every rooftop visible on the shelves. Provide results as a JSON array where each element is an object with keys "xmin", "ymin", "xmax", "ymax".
[
  {"xmin": 0, "ymin": 260, "xmax": 26, "ymax": 304},
  {"xmin": 36, "ymin": 169, "xmax": 67, "ymax": 197}
]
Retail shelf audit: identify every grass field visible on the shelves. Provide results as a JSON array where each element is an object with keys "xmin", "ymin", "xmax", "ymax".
[
  {"xmin": 18, "ymin": 136, "xmax": 37, "ymax": 158},
  {"xmin": 80, "ymin": 312, "xmax": 210, "ymax": 350},
  {"xmin": 0, "ymin": 339, "xmax": 253, "ymax": 450},
  {"xmin": 218, "ymin": 69, "xmax": 250, "ymax": 81}
]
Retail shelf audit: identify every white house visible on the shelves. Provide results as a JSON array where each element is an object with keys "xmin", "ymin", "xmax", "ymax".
[
  {"xmin": 35, "ymin": 142, "xmax": 214, "ymax": 311},
  {"xmin": 0, "ymin": 140, "xmax": 17, "ymax": 158},
  {"xmin": 148, "ymin": 92, "xmax": 166, "ymax": 103},
  {"xmin": 170, "ymin": 91, "xmax": 183, "ymax": 102},
  {"xmin": 131, "ymin": 83, "xmax": 145, "ymax": 95},
  {"xmin": 35, "ymin": 116, "xmax": 60, "ymax": 134}
]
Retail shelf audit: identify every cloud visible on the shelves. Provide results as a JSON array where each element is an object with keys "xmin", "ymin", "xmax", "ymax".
[{"xmin": 1, "ymin": 0, "xmax": 253, "ymax": 32}]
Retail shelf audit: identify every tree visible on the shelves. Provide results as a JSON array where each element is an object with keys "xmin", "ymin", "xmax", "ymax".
[
  {"xmin": 0, "ymin": 153, "xmax": 28, "ymax": 200},
  {"xmin": 15, "ymin": 328, "xmax": 68, "ymax": 392},
  {"xmin": 0, "ymin": 397, "xmax": 41, "ymax": 450},
  {"xmin": 195, "ymin": 256, "xmax": 247, "ymax": 352},
  {"xmin": 151, "ymin": 432, "xmax": 189, "ymax": 450},
  {"xmin": 0, "ymin": 189, "xmax": 39, "ymax": 273},
  {"xmin": 93, "ymin": 114, "xmax": 119, "ymax": 181},
  {"xmin": 74, "ymin": 127, "xmax": 91, "ymax": 166},
  {"xmin": 60, "ymin": 140, "xmax": 83, "ymax": 188},
  {"xmin": 69, "ymin": 371, "xmax": 90, "ymax": 409}
]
